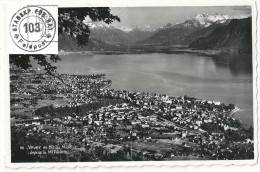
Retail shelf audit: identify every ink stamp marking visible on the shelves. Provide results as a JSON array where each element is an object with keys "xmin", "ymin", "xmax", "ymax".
[{"xmin": 9, "ymin": 6, "xmax": 56, "ymax": 52}]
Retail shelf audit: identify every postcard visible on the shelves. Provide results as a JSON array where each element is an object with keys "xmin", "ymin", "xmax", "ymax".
[{"xmin": 1, "ymin": 0, "xmax": 258, "ymax": 168}]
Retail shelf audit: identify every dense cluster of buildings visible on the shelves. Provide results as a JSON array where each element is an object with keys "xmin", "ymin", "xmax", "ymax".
[{"xmin": 10, "ymin": 67, "xmax": 254, "ymax": 161}]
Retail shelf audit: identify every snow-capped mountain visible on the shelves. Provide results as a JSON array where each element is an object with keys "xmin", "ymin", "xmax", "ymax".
[
  {"xmin": 78, "ymin": 13, "xmax": 251, "ymax": 48},
  {"xmin": 84, "ymin": 19, "xmax": 156, "ymax": 33},
  {"xmin": 190, "ymin": 17, "xmax": 252, "ymax": 52},
  {"xmin": 139, "ymin": 16, "xmax": 206, "ymax": 45},
  {"xmin": 193, "ymin": 13, "xmax": 230, "ymax": 27},
  {"xmin": 139, "ymin": 13, "xmax": 245, "ymax": 46},
  {"xmin": 189, "ymin": 13, "xmax": 249, "ymax": 27},
  {"xmin": 86, "ymin": 22, "xmax": 112, "ymax": 29},
  {"xmin": 119, "ymin": 26, "xmax": 133, "ymax": 32},
  {"xmin": 85, "ymin": 22, "xmax": 155, "ymax": 45},
  {"xmin": 158, "ymin": 13, "xmax": 245, "ymax": 30}
]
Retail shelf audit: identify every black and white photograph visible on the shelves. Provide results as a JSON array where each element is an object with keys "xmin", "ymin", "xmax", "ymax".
[{"xmin": 8, "ymin": 5, "xmax": 256, "ymax": 164}]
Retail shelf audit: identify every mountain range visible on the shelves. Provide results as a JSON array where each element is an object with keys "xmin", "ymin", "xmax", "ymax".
[
  {"xmin": 189, "ymin": 17, "xmax": 252, "ymax": 52},
  {"xmin": 89, "ymin": 26, "xmax": 155, "ymax": 46},
  {"xmin": 59, "ymin": 13, "xmax": 252, "ymax": 54}
]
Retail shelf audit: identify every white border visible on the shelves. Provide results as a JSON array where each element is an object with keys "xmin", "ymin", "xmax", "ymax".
[{"xmin": 1, "ymin": 0, "xmax": 258, "ymax": 168}]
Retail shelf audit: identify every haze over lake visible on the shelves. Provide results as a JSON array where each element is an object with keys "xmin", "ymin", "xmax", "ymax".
[{"xmin": 56, "ymin": 53, "xmax": 253, "ymax": 126}]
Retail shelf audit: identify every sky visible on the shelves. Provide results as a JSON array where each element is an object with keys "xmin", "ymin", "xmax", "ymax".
[{"xmin": 109, "ymin": 6, "xmax": 251, "ymax": 29}]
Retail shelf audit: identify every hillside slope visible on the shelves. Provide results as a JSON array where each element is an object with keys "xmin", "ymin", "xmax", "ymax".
[
  {"xmin": 58, "ymin": 34, "xmax": 122, "ymax": 52},
  {"xmin": 181, "ymin": 20, "xmax": 231, "ymax": 45},
  {"xmin": 189, "ymin": 17, "xmax": 252, "ymax": 52},
  {"xmin": 139, "ymin": 20, "xmax": 205, "ymax": 46},
  {"xmin": 90, "ymin": 26, "xmax": 154, "ymax": 46}
]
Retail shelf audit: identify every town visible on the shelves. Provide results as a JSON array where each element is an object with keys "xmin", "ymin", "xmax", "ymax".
[{"xmin": 10, "ymin": 67, "xmax": 254, "ymax": 162}]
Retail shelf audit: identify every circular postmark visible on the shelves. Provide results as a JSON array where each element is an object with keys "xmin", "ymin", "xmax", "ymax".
[{"xmin": 10, "ymin": 6, "xmax": 56, "ymax": 52}]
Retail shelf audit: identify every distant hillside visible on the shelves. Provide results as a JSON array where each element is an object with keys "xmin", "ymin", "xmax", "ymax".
[
  {"xmin": 58, "ymin": 14, "xmax": 251, "ymax": 53},
  {"xmin": 58, "ymin": 34, "xmax": 122, "ymax": 52},
  {"xmin": 189, "ymin": 17, "xmax": 252, "ymax": 52},
  {"xmin": 90, "ymin": 27, "xmax": 129, "ymax": 45},
  {"xmin": 139, "ymin": 20, "xmax": 205, "ymax": 46},
  {"xmin": 86, "ymin": 22, "xmax": 155, "ymax": 46},
  {"xmin": 139, "ymin": 13, "xmax": 233, "ymax": 46},
  {"xmin": 59, "ymin": 25, "xmax": 155, "ymax": 51},
  {"xmin": 90, "ymin": 27, "xmax": 155, "ymax": 46},
  {"xmin": 181, "ymin": 20, "xmax": 231, "ymax": 45}
]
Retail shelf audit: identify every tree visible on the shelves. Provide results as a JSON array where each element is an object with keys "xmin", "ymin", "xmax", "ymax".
[
  {"xmin": 10, "ymin": 54, "xmax": 61, "ymax": 75},
  {"xmin": 10, "ymin": 8, "xmax": 120, "ymax": 74},
  {"xmin": 58, "ymin": 8, "xmax": 120, "ymax": 46}
]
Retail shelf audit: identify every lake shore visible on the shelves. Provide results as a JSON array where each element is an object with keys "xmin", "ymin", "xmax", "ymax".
[
  {"xmin": 59, "ymin": 46, "xmax": 252, "ymax": 58},
  {"xmin": 55, "ymin": 53, "xmax": 253, "ymax": 126}
]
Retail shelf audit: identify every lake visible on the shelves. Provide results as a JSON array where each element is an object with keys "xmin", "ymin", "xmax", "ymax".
[{"xmin": 56, "ymin": 53, "xmax": 253, "ymax": 126}]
